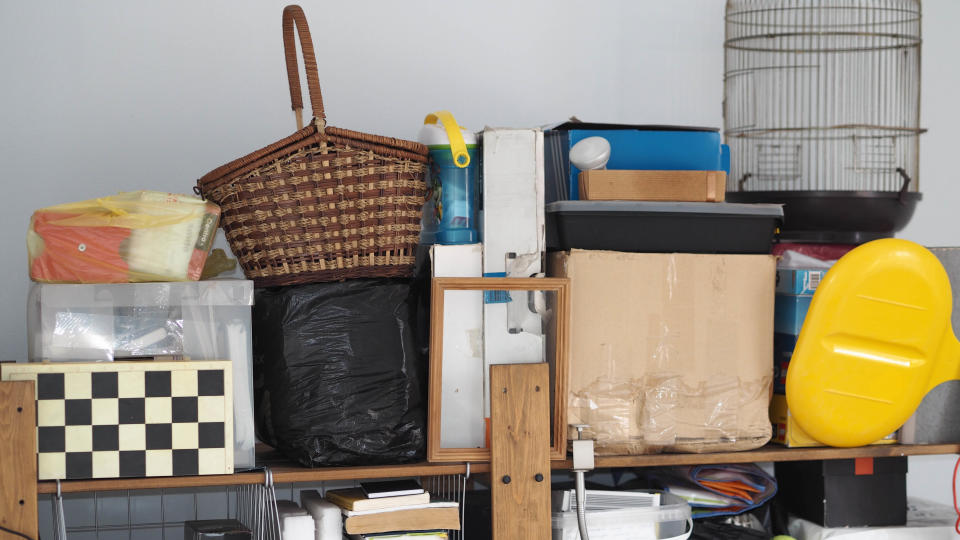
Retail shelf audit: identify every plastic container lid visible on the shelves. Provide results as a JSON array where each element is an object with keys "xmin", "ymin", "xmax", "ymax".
[
  {"xmin": 569, "ymin": 136, "xmax": 611, "ymax": 170},
  {"xmin": 546, "ymin": 200, "xmax": 784, "ymax": 218}
]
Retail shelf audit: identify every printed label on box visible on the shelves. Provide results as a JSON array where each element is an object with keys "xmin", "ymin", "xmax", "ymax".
[
  {"xmin": 776, "ymin": 268, "xmax": 825, "ymax": 295},
  {"xmin": 773, "ymin": 333, "xmax": 798, "ymax": 394},
  {"xmin": 482, "ymin": 272, "xmax": 512, "ymax": 304}
]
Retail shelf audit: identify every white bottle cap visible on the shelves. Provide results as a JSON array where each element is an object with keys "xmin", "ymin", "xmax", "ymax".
[{"xmin": 570, "ymin": 136, "xmax": 611, "ymax": 170}]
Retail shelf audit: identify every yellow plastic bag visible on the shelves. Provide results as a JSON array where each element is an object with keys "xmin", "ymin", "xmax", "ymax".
[{"xmin": 27, "ymin": 191, "xmax": 220, "ymax": 283}]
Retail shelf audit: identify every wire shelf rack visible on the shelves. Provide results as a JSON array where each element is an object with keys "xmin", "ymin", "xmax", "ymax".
[{"xmin": 42, "ymin": 468, "xmax": 472, "ymax": 540}]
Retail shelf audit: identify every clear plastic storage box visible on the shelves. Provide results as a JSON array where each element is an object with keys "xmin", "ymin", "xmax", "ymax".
[
  {"xmin": 552, "ymin": 491, "xmax": 693, "ymax": 540},
  {"xmin": 27, "ymin": 280, "xmax": 256, "ymax": 468}
]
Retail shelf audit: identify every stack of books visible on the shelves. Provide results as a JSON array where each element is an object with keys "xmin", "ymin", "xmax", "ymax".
[{"xmin": 324, "ymin": 479, "xmax": 460, "ymax": 539}]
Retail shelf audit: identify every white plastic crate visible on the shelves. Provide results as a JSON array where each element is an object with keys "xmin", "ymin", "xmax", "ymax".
[
  {"xmin": 26, "ymin": 280, "xmax": 256, "ymax": 469},
  {"xmin": 551, "ymin": 491, "xmax": 692, "ymax": 540}
]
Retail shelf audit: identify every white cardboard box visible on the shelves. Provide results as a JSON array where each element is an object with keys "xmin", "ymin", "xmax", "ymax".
[
  {"xmin": 431, "ymin": 244, "xmax": 485, "ymax": 449},
  {"xmin": 480, "ymin": 127, "xmax": 545, "ymax": 278},
  {"xmin": 481, "ymin": 129, "xmax": 546, "ymax": 419}
]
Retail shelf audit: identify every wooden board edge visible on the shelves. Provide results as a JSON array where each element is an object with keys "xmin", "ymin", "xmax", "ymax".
[
  {"xmin": 426, "ymin": 277, "xmax": 445, "ymax": 462},
  {"xmin": 0, "ymin": 380, "xmax": 38, "ymax": 540}
]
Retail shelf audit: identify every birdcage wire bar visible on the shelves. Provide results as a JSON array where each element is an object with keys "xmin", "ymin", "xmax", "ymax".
[{"xmin": 724, "ymin": 0, "xmax": 923, "ymax": 193}]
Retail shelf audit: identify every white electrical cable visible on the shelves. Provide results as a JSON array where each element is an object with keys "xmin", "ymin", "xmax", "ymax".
[{"xmin": 575, "ymin": 470, "xmax": 590, "ymax": 540}]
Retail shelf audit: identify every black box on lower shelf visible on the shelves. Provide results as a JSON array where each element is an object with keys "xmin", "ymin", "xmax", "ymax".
[
  {"xmin": 775, "ymin": 457, "xmax": 907, "ymax": 528},
  {"xmin": 184, "ymin": 519, "xmax": 251, "ymax": 540}
]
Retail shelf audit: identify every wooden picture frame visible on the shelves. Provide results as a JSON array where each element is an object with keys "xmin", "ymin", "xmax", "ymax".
[{"xmin": 428, "ymin": 277, "xmax": 570, "ymax": 462}]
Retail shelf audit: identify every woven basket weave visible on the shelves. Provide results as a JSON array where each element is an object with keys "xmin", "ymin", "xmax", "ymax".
[{"xmin": 197, "ymin": 5, "xmax": 427, "ymax": 287}]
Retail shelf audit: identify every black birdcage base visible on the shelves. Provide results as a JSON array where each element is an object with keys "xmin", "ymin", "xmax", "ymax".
[{"xmin": 726, "ymin": 190, "xmax": 921, "ymax": 245}]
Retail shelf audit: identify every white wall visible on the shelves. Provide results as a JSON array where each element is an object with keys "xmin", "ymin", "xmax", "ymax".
[
  {"xmin": 1, "ymin": 0, "xmax": 957, "ymax": 511},
  {"xmin": 0, "ymin": 0, "xmax": 721, "ymax": 355}
]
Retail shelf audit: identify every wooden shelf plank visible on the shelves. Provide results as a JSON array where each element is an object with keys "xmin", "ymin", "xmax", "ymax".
[
  {"xmin": 270, "ymin": 462, "xmax": 491, "ymax": 484},
  {"xmin": 37, "ymin": 472, "xmax": 263, "ymax": 494},
  {"xmin": 37, "ymin": 444, "xmax": 960, "ymax": 494},
  {"xmin": 552, "ymin": 443, "xmax": 960, "ymax": 470},
  {"xmin": 1, "ymin": 381, "xmax": 38, "ymax": 540},
  {"xmin": 38, "ymin": 462, "xmax": 491, "ymax": 494}
]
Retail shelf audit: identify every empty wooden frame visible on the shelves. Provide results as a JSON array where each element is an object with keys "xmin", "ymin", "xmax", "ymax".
[{"xmin": 428, "ymin": 277, "xmax": 570, "ymax": 462}]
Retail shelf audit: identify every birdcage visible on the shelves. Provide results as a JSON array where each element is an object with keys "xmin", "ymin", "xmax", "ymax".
[{"xmin": 724, "ymin": 0, "xmax": 924, "ymax": 242}]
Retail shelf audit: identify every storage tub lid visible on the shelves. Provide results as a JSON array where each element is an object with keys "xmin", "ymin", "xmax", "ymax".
[
  {"xmin": 551, "ymin": 491, "xmax": 691, "ymax": 527},
  {"xmin": 546, "ymin": 200, "xmax": 784, "ymax": 218},
  {"xmin": 546, "ymin": 121, "xmax": 719, "ymax": 133},
  {"xmin": 32, "ymin": 280, "xmax": 255, "ymax": 307}
]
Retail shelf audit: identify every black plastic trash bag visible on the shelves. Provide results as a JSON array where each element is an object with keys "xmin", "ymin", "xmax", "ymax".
[{"xmin": 253, "ymin": 278, "xmax": 427, "ymax": 466}]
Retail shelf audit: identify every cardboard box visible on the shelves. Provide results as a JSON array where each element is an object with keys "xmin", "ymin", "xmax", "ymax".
[
  {"xmin": 770, "ymin": 394, "xmax": 897, "ymax": 447},
  {"xmin": 774, "ymin": 293, "xmax": 812, "ymax": 335},
  {"xmin": 481, "ymin": 127, "xmax": 545, "ymax": 278},
  {"xmin": 773, "ymin": 333, "xmax": 797, "ymax": 394},
  {"xmin": 543, "ymin": 122, "xmax": 729, "ymax": 202},
  {"xmin": 578, "ymin": 170, "xmax": 726, "ymax": 202},
  {"xmin": 776, "ymin": 457, "xmax": 907, "ymax": 528},
  {"xmin": 775, "ymin": 268, "xmax": 826, "ymax": 295},
  {"xmin": 549, "ymin": 249, "xmax": 774, "ymax": 454},
  {"xmin": 431, "ymin": 244, "xmax": 485, "ymax": 450}
]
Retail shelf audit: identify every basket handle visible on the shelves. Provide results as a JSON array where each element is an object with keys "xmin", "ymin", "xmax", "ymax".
[{"xmin": 282, "ymin": 5, "xmax": 326, "ymax": 131}]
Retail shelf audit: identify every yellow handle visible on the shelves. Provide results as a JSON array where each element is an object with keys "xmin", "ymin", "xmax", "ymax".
[{"xmin": 424, "ymin": 110, "xmax": 470, "ymax": 168}]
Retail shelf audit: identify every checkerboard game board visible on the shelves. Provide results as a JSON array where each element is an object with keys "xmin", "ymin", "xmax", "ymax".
[{"xmin": 1, "ymin": 360, "xmax": 233, "ymax": 480}]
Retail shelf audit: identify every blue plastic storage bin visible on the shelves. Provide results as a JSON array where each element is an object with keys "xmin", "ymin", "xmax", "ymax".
[{"xmin": 544, "ymin": 122, "xmax": 730, "ymax": 202}]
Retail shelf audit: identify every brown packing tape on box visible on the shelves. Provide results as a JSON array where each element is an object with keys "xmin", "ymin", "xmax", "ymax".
[
  {"xmin": 578, "ymin": 170, "xmax": 727, "ymax": 202},
  {"xmin": 549, "ymin": 249, "xmax": 774, "ymax": 455}
]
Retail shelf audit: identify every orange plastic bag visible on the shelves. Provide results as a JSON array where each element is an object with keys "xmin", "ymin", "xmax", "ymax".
[{"xmin": 27, "ymin": 191, "xmax": 220, "ymax": 283}]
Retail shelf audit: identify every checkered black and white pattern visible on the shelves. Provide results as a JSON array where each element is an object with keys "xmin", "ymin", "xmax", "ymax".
[{"xmin": 2, "ymin": 361, "xmax": 233, "ymax": 480}]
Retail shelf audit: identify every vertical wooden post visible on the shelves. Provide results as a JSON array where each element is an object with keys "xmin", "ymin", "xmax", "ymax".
[
  {"xmin": 490, "ymin": 363, "xmax": 551, "ymax": 540},
  {"xmin": 0, "ymin": 381, "xmax": 37, "ymax": 540}
]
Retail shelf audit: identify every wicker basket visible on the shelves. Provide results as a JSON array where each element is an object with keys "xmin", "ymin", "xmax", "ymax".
[{"xmin": 197, "ymin": 5, "xmax": 428, "ymax": 287}]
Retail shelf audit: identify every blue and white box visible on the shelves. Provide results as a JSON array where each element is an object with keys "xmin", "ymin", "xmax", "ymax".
[
  {"xmin": 544, "ymin": 122, "xmax": 730, "ymax": 202},
  {"xmin": 774, "ymin": 294, "xmax": 813, "ymax": 336},
  {"xmin": 776, "ymin": 268, "xmax": 826, "ymax": 296}
]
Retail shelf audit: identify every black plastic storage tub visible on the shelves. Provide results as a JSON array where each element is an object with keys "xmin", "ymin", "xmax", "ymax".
[{"xmin": 545, "ymin": 201, "xmax": 783, "ymax": 254}]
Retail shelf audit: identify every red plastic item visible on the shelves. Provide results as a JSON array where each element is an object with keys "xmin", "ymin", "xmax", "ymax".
[
  {"xmin": 29, "ymin": 211, "xmax": 130, "ymax": 283},
  {"xmin": 773, "ymin": 242, "xmax": 856, "ymax": 261}
]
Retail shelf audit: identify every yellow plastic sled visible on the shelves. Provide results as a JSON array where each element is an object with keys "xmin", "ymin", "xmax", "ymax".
[{"xmin": 786, "ymin": 238, "xmax": 960, "ymax": 447}]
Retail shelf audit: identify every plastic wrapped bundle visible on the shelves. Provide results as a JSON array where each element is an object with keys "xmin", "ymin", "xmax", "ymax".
[
  {"xmin": 27, "ymin": 191, "xmax": 219, "ymax": 283},
  {"xmin": 253, "ymin": 278, "xmax": 427, "ymax": 466}
]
